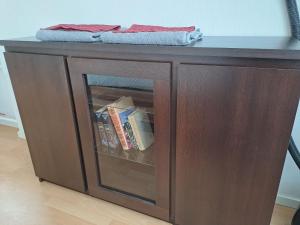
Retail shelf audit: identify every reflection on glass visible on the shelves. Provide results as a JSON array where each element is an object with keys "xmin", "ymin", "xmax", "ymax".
[{"xmin": 85, "ymin": 74, "xmax": 156, "ymax": 202}]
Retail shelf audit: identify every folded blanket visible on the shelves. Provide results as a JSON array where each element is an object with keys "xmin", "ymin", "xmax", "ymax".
[
  {"xmin": 36, "ymin": 29, "xmax": 103, "ymax": 42},
  {"xmin": 101, "ymin": 29, "xmax": 202, "ymax": 46},
  {"xmin": 47, "ymin": 24, "xmax": 120, "ymax": 32},
  {"xmin": 118, "ymin": 24, "xmax": 195, "ymax": 33},
  {"xmin": 36, "ymin": 24, "xmax": 202, "ymax": 45}
]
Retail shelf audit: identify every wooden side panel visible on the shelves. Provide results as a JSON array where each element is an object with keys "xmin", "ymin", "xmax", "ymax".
[
  {"xmin": 175, "ymin": 64, "xmax": 300, "ymax": 225},
  {"xmin": 4, "ymin": 52, "xmax": 85, "ymax": 192}
]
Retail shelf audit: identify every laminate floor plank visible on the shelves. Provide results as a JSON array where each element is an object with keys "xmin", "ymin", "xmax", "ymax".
[{"xmin": 0, "ymin": 125, "xmax": 295, "ymax": 225}]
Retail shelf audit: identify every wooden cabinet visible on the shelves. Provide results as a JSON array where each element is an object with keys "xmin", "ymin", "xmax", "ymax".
[
  {"xmin": 4, "ymin": 53, "xmax": 86, "ymax": 192},
  {"xmin": 175, "ymin": 64, "xmax": 300, "ymax": 225},
  {"xmin": 67, "ymin": 58, "xmax": 171, "ymax": 220},
  {"xmin": 2, "ymin": 37, "xmax": 300, "ymax": 225}
]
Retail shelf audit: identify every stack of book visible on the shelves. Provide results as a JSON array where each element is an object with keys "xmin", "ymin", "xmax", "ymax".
[{"xmin": 95, "ymin": 96, "xmax": 154, "ymax": 151}]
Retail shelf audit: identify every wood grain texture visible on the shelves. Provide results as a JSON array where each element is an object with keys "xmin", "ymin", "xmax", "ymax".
[
  {"xmin": 3, "ymin": 36, "xmax": 300, "ymax": 60},
  {"xmin": 175, "ymin": 64, "xmax": 300, "ymax": 225},
  {"xmin": 68, "ymin": 57, "xmax": 170, "ymax": 81},
  {"xmin": 3, "ymin": 39, "xmax": 300, "ymax": 225},
  {"xmin": 67, "ymin": 57, "xmax": 171, "ymax": 220},
  {"xmin": 4, "ymin": 52, "xmax": 86, "ymax": 192}
]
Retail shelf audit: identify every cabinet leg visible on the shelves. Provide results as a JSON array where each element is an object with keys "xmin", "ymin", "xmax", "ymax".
[{"xmin": 38, "ymin": 177, "xmax": 44, "ymax": 182}]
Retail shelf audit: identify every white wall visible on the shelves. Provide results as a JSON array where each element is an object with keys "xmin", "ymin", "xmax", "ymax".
[
  {"xmin": 0, "ymin": 62, "xmax": 15, "ymax": 117},
  {"xmin": 0, "ymin": 0, "xmax": 299, "ymax": 208},
  {"xmin": 0, "ymin": 50, "xmax": 24, "ymax": 133},
  {"xmin": 0, "ymin": 50, "xmax": 19, "ymax": 129},
  {"xmin": 0, "ymin": 0, "xmax": 292, "ymax": 38}
]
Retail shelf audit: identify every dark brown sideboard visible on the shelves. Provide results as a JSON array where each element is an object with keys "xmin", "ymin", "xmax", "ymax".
[{"xmin": 1, "ymin": 36, "xmax": 300, "ymax": 225}]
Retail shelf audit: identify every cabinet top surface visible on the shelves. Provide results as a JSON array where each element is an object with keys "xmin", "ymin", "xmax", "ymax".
[{"xmin": 2, "ymin": 36, "xmax": 300, "ymax": 60}]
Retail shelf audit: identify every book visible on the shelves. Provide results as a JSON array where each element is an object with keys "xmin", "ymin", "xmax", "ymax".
[
  {"xmin": 95, "ymin": 106, "xmax": 109, "ymax": 151},
  {"xmin": 119, "ymin": 107, "xmax": 138, "ymax": 149},
  {"xmin": 107, "ymin": 96, "xmax": 135, "ymax": 150},
  {"xmin": 128, "ymin": 108, "xmax": 154, "ymax": 151},
  {"xmin": 95, "ymin": 106, "xmax": 119, "ymax": 150}
]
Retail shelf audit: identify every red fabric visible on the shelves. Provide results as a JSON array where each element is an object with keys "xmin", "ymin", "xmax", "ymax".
[
  {"xmin": 118, "ymin": 24, "xmax": 195, "ymax": 33},
  {"xmin": 46, "ymin": 24, "xmax": 121, "ymax": 32}
]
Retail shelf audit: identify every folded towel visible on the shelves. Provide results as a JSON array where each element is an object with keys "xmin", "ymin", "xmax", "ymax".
[
  {"xmin": 36, "ymin": 29, "xmax": 103, "ymax": 42},
  {"xmin": 36, "ymin": 24, "xmax": 202, "ymax": 45},
  {"xmin": 46, "ymin": 24, "xmax": 121, "ymax": 32},
  {"xmin": 118, "ymin": 24, "xmax": 195, "ymax": 33},
  {"xmin": 101, "ymin": 29, "xmax": 202, "ymax": 46}
]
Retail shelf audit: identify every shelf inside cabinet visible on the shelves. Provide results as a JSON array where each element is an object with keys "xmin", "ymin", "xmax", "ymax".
[{"xmin": 96, "ymin": 144, "xmax": 155, "ymax": 167}]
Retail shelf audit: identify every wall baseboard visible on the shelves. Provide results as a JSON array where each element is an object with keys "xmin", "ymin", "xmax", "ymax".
[
  {"xmin": 276, "ymin": 194, "xmax": 300, "ymax": 209},
  {"xmin": 17, "ymin": 128, "xmax": 26, "ymax": 139},
  {"xmin": 0, "ymin": 115, "xmax": 18, "ymax": 128},
  {"xmin": 0, "ymin": 115, "xmax": 26, "ymax": 139}
]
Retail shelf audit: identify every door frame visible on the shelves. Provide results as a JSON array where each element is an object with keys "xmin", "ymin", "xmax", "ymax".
[{"xmin": 67, "ymin": 57, "xmax": 171, "ymax": 220}]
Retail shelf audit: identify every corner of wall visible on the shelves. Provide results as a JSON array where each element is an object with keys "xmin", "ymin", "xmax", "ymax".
[
  {"xmin": 17, "ymin": 127, "xmax": 26, "ymax": 139},
  {"xmin": 0, "ymin": 49, "xmax": 25, "ymax": 139},
  {"xmin": 0, "ymin": 115, "xmax": 18, "ymax": 127},
  {"xmin": 276, "ymin": 194, "xmax": 300, "ymax": 209}
]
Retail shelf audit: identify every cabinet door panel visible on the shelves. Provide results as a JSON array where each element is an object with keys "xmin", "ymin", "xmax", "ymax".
[
  {"xmin": 5, "ymin": 52, "xmax": 85, "ymax": 192},
  {"xmin": 176, "ymin": 64, "xmax": 300, "ymax": 225},
  {"xmin": 68, "ymin": 58, "xmax": 171, "ymax": 220}
]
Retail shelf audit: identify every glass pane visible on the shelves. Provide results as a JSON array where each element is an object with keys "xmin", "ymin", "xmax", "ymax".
[{"xmin": 85, "ymin": 74, "xmax": 156, "ymax": 202}]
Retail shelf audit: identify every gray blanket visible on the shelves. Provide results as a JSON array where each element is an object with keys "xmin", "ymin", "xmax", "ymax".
[
  {"xmin": 36, "ymin": 28, "xmax": 202, "ymax": 45},
  {"xmin": 36, "ymin": 29, "xmax": 103, "ymax": 42},
  {"xmin": 101, "ymin": 29, "xmax": 202, "ymax": 45}
]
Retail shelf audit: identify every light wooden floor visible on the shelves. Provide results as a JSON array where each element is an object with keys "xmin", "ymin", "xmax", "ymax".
[{"xmin": 0, "ymin": 125, "xmax": 295, "ymax": 225}]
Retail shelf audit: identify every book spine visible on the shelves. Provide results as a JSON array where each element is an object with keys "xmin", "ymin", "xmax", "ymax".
[
  {"xmin": 101, "ymin": 112, "xmax": 119, "ymax": 149},
  {"xmin": 128, "ymin": 110, "xmax": 154, "ymax": 151},
  {"xmin": 123, "ymin": 121, "xmax": 138, "ymax": 149},
  {"xmin": 97, "ymin": 121, "xmax": 109, "ymax": 147},
  {"xmin": 128, "ymin": 116, "xmax": 143, "ymax": 150},
  {"xmin": 118, "ymin": 112, "xmax": 133, "ymax": 149},
  {"xmin": 118, "ymin": 107, "xmax": 137, "ymax": 150},
  {"xmin": 103, "ymin": 124, "xmax": 118, "ymax": 149},
  {"xmin": 107, "ymin": 106, "xmax": 129, "ymax": 150},
  {"xmin": 123, "ymin": 125, "xmax": 133, "ymax": 149}
]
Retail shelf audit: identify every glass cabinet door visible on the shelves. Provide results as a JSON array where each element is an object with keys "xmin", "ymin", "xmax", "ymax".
[
  {"xmin": 87, "ymin": 74, "xmax": 156, "ymax": 201},
  {"xmin": 68, "ymin": 58, "xmax": 170, "ymax": 220}
]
